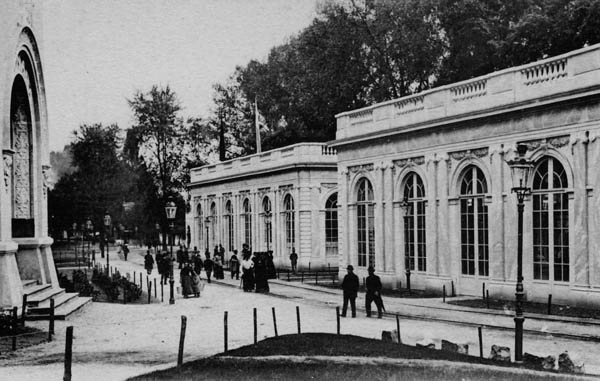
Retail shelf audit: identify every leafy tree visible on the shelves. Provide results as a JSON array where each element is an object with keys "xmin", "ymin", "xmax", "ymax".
[{"xmin": 49, "ymin": 123, "xmax": 131, "ymax": 238}]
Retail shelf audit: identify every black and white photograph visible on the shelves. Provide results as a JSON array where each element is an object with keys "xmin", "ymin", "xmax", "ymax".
[{"xmin": 2, "ymin": 0, "xmax": 600, "ymax": 380}]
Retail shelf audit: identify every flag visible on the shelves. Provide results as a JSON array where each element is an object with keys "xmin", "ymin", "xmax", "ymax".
[{"xmin": 255, "ymin": 98, "xmax": 262, "ymax": 153}]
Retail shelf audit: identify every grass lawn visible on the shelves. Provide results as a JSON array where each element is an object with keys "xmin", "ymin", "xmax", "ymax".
[
  {"xmin": 449, "ymin": 298, "xmax": 600, "ymax": 320},
  {"xmin": 129, "ymin": 334, "xmax": 584, "ymax": 381}
]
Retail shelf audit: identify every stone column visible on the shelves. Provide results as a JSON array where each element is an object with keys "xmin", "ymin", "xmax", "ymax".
[
  {"xmin": 425, "ymin": 155, "xmax": 438, "ymax": 276},
  {"xmin": 375, "ymin": 163, "xmax": 385, "ymax": 272},
  {"xmin": 437, "ymin": 155, "xmax": 451, "ymax": 277},
  {"xmin": 382, "ymin": 161, "xmax": 394, "ymax": 273},
  {"xmin": 489, "ymin": 145, "xmax": 506, "ymax": 282},
  {"xmin": 571, "ymin": 132, "xmax": 589, "ymax": 286}
]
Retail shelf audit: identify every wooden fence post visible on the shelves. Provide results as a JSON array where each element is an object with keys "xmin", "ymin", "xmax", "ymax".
[
  {"xmin": 396, "ymin": 314, "xmax": 401, "ymax": 344},
  {"xmin": 253, "ymin": 308, "xmax": 258, "ymax": 344},
  {"xmin": 154, "ymin": 279, "xmax": 157, "ymax": 298},
  {"xmin": 49, "ymin": 298, "xmax": 55, "ymax": 340},
  {"xmin": 547, "ymin": 294, "xmax": 552, "ymax": 315},
  {"xmin": 478, "ymin": 326, "xmax": 483, "ymax": 359},
  {"xmin": 296, "ymin": 306, "xmax": 301, "ymax": 334},
  {"xmin": 336, "ymin": 306, "xmax": 340, "ymax": 335},
  {"xmin": 64, "ymin": 326, "xmax": 74, "ymax": 381},
  {"xmin": 178, "ymin": 315, "xmax": 187, "ymax": 367},
  {"xmin": 21, "ymin": 294, "xmax": 27, "ymax": 327},
  {"xmin": 272, "ymin": 307, "xmax": 278, "ymax": 337},
  {"xmin": 443, "ymin": 285, "xmax": 446, "ymax": 303},
  {"xmin": 224, "ymin": 311, "xmax": 228, "ymax": 352}
]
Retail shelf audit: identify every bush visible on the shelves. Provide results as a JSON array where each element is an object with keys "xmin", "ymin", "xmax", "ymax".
[
  {"xmin": 92, "ymin": 268, "xmax": 142, "ymax": 302},
  {"xmin": 72, "ymin": 270, "xmax": 98, "ymax": 298}
]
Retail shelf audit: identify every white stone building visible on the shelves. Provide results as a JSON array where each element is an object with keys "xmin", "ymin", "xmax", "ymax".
[
  {"xmin": 186, "ymin": 143, "xmax": 339, "ymax": 270},
  {"xmin": 333, "ymin": 44, "xmax": 600, "ymax": 306},
  {"xmin": 1, "ymin": 1, "xmax": 57, "ymax": 308}
]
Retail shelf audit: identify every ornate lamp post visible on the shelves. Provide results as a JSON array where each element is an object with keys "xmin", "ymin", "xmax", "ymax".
[
  {"xmin": 264, "ymin": 211, "xmax": 272, "ymax": 252},
  {"xmin": 204, "ymin": 216, "xmax": 211, "ymax": 253},
  {"xmin": 506, "ymin": 144, "xmax": 533, "ymax": 363},
  {"xmin": 104, "ymin": 213, "xmax": 111, "ymax": 273},
  {"xmin": 165, "ymin": 200, "xmax": 177, "ymax": 305},
  {"xmin": 399, "ymin": 196, "xmax": 413, "ymax": 291}
]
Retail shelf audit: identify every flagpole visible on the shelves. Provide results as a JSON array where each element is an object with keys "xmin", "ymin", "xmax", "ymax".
[{"xmin": 255, "ymin": 97, "xmax": 262, "ymax": 153}]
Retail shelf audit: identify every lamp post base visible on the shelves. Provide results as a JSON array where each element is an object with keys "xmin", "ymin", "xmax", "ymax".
[
  {"xmin": 169, "ymin": 279, "xmax": 175, "ymax": 305},
  {"xmin": 514, "ymin": 315, "xmax": 524, "ymax": 363}
]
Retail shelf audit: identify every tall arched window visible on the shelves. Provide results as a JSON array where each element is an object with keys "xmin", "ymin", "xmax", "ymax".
[
  {"xmin": 242, "ymin": 198, "xmax": 252, "ymax": 247},
  {"xmin": 225, "ymin": 200, "xmax": 234, "ymax": 251},
  {"xmin": 210, "ymin": 202, "xmax": 216, "ymax": 249},
  {"xmin": 325, "ymin": 193, "xmax": 338, "ymax": 256},
  {"xmin": 459, "ymin": 166, "xmax": 489, "ymax": 276},
  {"xmin": 263, "ymin": 196, "xmax": 272, "ymax": 250},
  {"xmin": 196, "ymin": 204, "xmax": 203, "ymax": 249},
  {"xmin": 403, "ymin": 172, "xmax": 426, "ymax": 272},
  {"xmin": 283, "ymin": 194, "xmax": 295, "ymax": 254},
  {"xmin": 532, "ymin": 157, "xmax": 569, "ymax": 282},
  {"xmin": 357, "ymin": 178, "xmax": 375, "ymax": 268}
]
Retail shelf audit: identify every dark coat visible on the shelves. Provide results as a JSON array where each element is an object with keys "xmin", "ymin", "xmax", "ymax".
[
  {"xmin": 203, "ymin": 258, "xmax": 214, "ymax": 272},
  {"xmin": 342, "ymin": 273, "xmax": 359, "ymax": 298},
  {"xmin": 366, "ymin": 274, "xmax": 382, "ymax": 294},
  {"xmin": 144, "ymin": 254, "xmax": 154, "ymax": 271}
]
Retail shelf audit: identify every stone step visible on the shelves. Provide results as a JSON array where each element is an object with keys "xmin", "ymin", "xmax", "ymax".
[
  {"xmin": 26, "ymin": 296, "xmax": 92, "ymax": 321},
  {"xmin": 27, "ymin": 292, "xmax": 79, "ymax": 315},
  {"xmin": 22, "ymin": 283, "xmax": 52, "ymax": 298},
  {"xmin": 22, "ymin": 279, "xmax": 38, "ymax": 288},
  {"xmin": 26, "ymin": 287, "xmax": 65, "ymax": 307}
]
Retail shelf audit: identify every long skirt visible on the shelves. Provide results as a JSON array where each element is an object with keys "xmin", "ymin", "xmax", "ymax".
[{"xmin": 242, "ymin": 270, "xmax": 255, "ymax": 291}]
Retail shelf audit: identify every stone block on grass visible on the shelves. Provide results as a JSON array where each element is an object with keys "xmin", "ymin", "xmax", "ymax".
[
  {"xmin": 381, "ymin": 331, "xmax": 393, "ymax": 342},
  {"xmin": 416, "ymin": 338, "xmax": 435, "ymax": 349},
  {"xmin": 441, "ymin": 339, "xmax": 468, "ymax": 355},
  {"xmin": 559, "ymin": 352, "xmax": 585, "ymax": 374},
  {"xmin": 489, "ymin": 345, "xmax": 511, "ymax": 362},
  {"xmin": 523, "ymin": 353, "xmax": 555, "ymax": 370}
]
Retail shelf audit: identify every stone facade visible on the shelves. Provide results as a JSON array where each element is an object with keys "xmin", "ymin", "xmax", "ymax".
[
  {"xmin": 333, "ymin": 44, "xmax": 600, "ymax": 306},
  {"xmin": 0, "ymin": 1, "xmax": 56, "ymax": 308},
  {"xmin": 186, "ymin": 143, "xmax": 339, "ymax": 270}
]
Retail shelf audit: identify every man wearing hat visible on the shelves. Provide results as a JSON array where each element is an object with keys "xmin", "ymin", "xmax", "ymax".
[
  {"xmin": 365, "ymin": 266, "xmax": 384, "ymax": 318},
  {"xmin": 341, "ymin": 265, "xmax": 359, "ymax": 317}
]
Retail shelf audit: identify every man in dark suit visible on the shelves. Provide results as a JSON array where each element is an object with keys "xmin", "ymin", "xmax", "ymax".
[
  {"xmin": 341, "ymin": 265, "xmax": 359, "ymax": 318},
  {"xmin": 365, "ymin": 266, "xmax": 384, "ymax": 318}
]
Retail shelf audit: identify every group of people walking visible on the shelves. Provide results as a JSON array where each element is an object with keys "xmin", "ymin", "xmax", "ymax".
[
  {"xmin": 341, "ymin": 265, "xmax": 384, "ymax": 318},
  {"xmin": 240, "ymin": 244, "xmax": 274, "ymax": 293}
]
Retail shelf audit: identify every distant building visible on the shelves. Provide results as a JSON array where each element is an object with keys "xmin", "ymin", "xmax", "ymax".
[
  {"xmin": 333, "ymin": 44, "xmax": 600, "ymax": 306},
  {"xmin": 186, "ymin": 143, "xmax": 338, "ymax": 270},
  {"xmin": 1, "ymin": 1, "xmax": 57, "ymax": 307}
]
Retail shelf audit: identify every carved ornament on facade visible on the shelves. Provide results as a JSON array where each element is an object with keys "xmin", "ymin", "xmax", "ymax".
[
  {"xmin": 393, "ymin": 156, "xmax": 425, "ymax": 168},
  {"xmin": 3, "ymin": 149, "xmax": 14, "ymax": 194},
  {"xmin": 449, "ymin": 147, "xmax": 489, "ymax": 162},
  {"xmin": 348, "ymin": 163, "xmax": 374, "ymax": 174},
  {"xmin": 258, "ymin": 187, "xmax": 270, "ymax": 196},
  {"xmin": 278, "ymin": 184, "xmax": 293, "ymax": 192},
  {"xmin": 42, "ymin": 164, "xmax": 51, "ymax": 198},
  {"xmin": 321, "ymin": 182, "xmax": 337, "ymax": 190},
  {"xmin": 523, "ymin": 135, "xmax": 570, "ymax": 152}
]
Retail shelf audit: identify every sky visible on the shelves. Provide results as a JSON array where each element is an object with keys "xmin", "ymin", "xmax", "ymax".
[{"xmin": 42, "ymin": 0, "xmax": 319, "ymax": 152}]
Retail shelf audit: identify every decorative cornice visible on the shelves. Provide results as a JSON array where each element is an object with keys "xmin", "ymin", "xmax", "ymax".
[{"xmin": 523, "ymin": 135, "xmax": 570, "ymax": 151}]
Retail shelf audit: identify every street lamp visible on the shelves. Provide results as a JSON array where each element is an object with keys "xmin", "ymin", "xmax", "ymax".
[
  {"xmin": 506, "ymin": 143, "xmax": 533, "ymax": 363},
  {"xmin": 165, "ymin": 200, "xmax": 177, "ymax": 305},
  {"xmin": 104, "ymin": 213, "xmax": 111, "ymax": 273},
  {"xmin": 399, "ymin": 195, "xmax": 413, "ymax": 291},
  {"xmin": 264, "ymin": 211, "xmax": 272, "ymax": 252},
  {"xmin": 204, "ymin": 216, "xmax": 212, "ymax": 252}
]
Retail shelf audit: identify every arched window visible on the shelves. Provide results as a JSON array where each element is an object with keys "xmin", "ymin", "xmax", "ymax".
[
  {"xmin": 356, "ymin": 178, "xmax": 375, "ymax": 268},
  {"xmin": 283, "ymin": 194, "xmax": 295, "ymax": 254},
  {"xmin": 196, "ymin": 204, "xmax": 203, "ymax": 249},
  {"xmin": 242, "ymin": 198, "xmax": 252, "ymax": 247},
  {"xmin": 325, "ymin": 193, "xmax": 338, "ymax": 256},
  {"xmin": 210, "ymin": 202, "xmax": 216, "ymax": 249},
  {"xmin": 459, "ymin": 166, "xmax": 489, "ymax": 276},
  {"xmin": 263, "ymin": 196, "xmax": 272, "ymax": 250},
  {"xmin": 225, "ymin": 200, "xmax": 234, "ymax": 251},
  {"xmin": 403, "ymin": 172, "xmax": 426, "ymax": 272},
  {"xmin": 532, "ymin": 157, "xmax": 569, "ymax": 282}
]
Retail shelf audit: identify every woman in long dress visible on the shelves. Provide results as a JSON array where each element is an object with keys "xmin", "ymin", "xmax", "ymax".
[{"xmin": 241, "ymin": 252, "xmax": 255, "ymax": 292}]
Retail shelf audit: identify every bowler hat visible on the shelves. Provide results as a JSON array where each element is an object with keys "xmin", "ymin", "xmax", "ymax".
[{"xmin": 346, "ymin": 265, "xmax": 354, "ymax": 271}]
